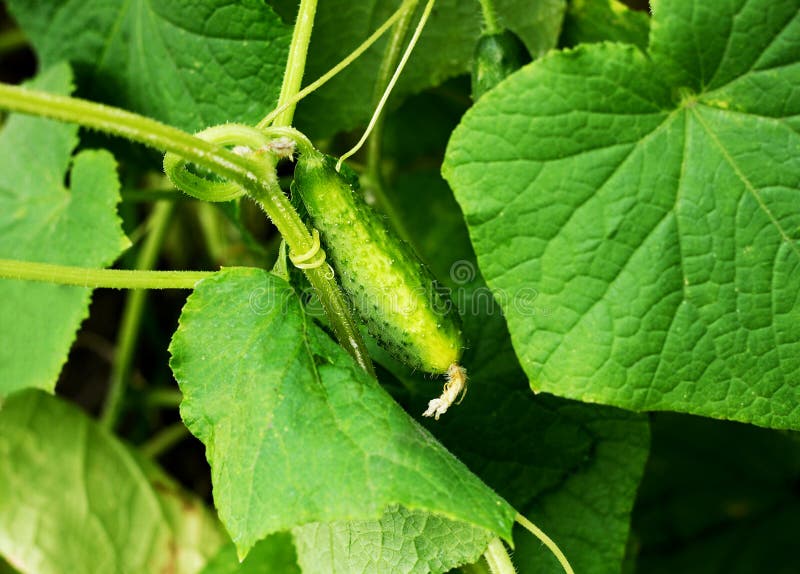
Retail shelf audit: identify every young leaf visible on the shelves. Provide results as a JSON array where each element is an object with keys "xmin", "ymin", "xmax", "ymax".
[
  {"xmin": 292, "ymin": 505, "xmax": 493, "ymax": 574},
  {"xmin": 169, "ymin": 268, "xmax": 517, "ymax": 559},
  {"xmin": 443, "ymin": 0, "xmax": 800, "ymax": 430},
  {"xmin": 0, "ymin": 63, "xmax": 129, "ymax": 398},
  {"xmin": 0, "ymin": 390, "xmax": 225, "ymax": 574},
  {"xmin": 273, "ymin": 0, "xmax": 565, "ymax": 138},
  {"xmin": 6, "ymin": 0, "xmax": 292, "ymax": 132}
]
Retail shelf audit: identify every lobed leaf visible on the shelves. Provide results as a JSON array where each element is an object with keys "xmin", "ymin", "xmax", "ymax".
[
  {"xmin": 0, "ymin": 390, "xmax": 224, "ymax": 574},
  {"xmin": 169, "ymin": 268, "xmax": 516, "ymax": 559},
  {"xmin": 443, "ymin": 0, "xmax": 800, "ymax": 429},
  {"xmin": 0, "ymin": 63, "xmax": 129, "ymax": 398}
]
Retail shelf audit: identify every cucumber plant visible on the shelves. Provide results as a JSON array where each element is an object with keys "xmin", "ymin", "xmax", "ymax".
[{"xmin": 1, "ymin": 0, "xmax": 799, "ymax": 573}]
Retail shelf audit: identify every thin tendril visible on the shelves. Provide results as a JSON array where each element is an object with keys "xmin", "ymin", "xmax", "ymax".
[{"xmin": 337, "ymin": 0, "xmax": 436, "ymax": 171}]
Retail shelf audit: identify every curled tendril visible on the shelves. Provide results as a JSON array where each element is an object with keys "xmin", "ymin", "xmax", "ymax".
[
  {"xmin": 289, "ymin": 229, "xmax": 328, "ymax": 270},
  {"xmin": 163, "ymin": 123, "xmax": 274, "ymax": 202}
]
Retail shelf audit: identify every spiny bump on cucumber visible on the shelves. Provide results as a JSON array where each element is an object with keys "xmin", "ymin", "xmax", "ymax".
[{"xmin": 292, "ymin": 151, "xmax": 466, "ymax": 415}]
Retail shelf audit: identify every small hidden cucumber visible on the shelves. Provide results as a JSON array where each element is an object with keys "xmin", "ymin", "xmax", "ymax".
[
  {"xmin": 292, "ymin": 151, "xmax": 466, "ymax": 417},
  {"xmin": 471, "ymin": 28, "xmax": 531, "ymax": 100}
]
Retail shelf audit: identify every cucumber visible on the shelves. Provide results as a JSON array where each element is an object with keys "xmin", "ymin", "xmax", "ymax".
[
  {"xmin": 471, "ymin": 29, "xmax": 531, "ymax": 100},
  {"xmin": 291, "ymin": 151, "xmax": 463, "ymax": 377}
]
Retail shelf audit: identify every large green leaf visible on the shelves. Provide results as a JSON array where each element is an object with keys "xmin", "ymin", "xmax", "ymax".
[
  {"xmin": 631, "ymin": 414, "xmax": 800, "ymax": 573},
  {"xmin": 169, "ymin": 268, "xmax": 516, "ymax": 559},
  {"xmin": 0, "ymin": 63, "xmax": 129, "ymax": 398},
  {"xmin": 7, "ymin": 0, "xmax": 292, "ymax": 132},
  {"xmin": 293, "ymin": 505, "xmax": 493, "ymax": 574},
  {"xmin": 270, "ymin": 0, "xmax": 565, "ymax": 138},
  {"xmin": 368, "ymin": 91, "xmax": 651, "ymax": 574},
  {"xmin": 443, "ymin": 0, "xmax": 800, "ymax": 429},
  {"xmin": 0, "ymin": 390, "xmax": 224, "ymax": 574}
]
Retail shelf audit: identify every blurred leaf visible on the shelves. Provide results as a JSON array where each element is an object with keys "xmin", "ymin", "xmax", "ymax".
[
  {"xmin": 560, "ymin": 0, "xmax": 650, "ymax": 50},
  {"xmin": 0, "ymin": 390, "xmax": 224, "ymax": 574},
  {"xmin": 199, "ymin": 534, "xmax": 299, "ymax": 574},
  {"xmin": 0, "ymin": 63, "xmax": 128, "ymax": 398}
]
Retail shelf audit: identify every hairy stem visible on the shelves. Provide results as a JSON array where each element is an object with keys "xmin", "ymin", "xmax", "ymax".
[
  {"xmin": 478, "ymin": 0, "xmax": 501, "ymax": 33},
  {"xmin": 515, "ymin": 513, "xmax": 574, "ymax": 574},
  {"xmin": 272, "ymin": 0, "xmax": 318, "ymax": 127},
  {"xmin": 0, "ymin": 258, "xmax": 210, "ymax": 289},
  {"xmin": 101, "ymin": 201, "xmax": 175, "ymax": 430},
  {"xmin": 0, "ymin": 83, "xmax": 374, "ymax": 375},
  {"xmin": 484, "ymin": 538, "xmax": 516, "ymax": 574}
]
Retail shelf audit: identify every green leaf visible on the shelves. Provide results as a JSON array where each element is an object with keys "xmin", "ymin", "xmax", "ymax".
[
  {"xmin": 277, "ymin": 0, "xmax": 565, "ymax": 138},
  {"xmin": 199, "ymin": 534, "xmax": 300, "ymax": 574},
  {"xmin": 293, "ymin": 505, "xmax": 493, "ymax": 574},
  {"xmin": 6, "ymin": 0, "xmax": 292, "ymax": 132},
  {"xmin": 0, "ymin": 63, "xmax": 129, "ymax": 398},
  {"xmin": 0, "ymin": 390, "xmax": 225, "ymax": 574},
  {"xmin": 169, "ymin": 268, "xmax": 516, "ymax": 559},
  {"xmin": 560, "ymin": 0, "xmax": 650, "ymax": 51},
  {"xmin": 443, "ymin": 0, "xmax": 800, "ymax": 429},
  {"xmin": 374, "ymin": 91, "xmax": 651, "ymax": 574},
  {"xmin": 632, "ymin": 414, "xmax": 800, "ymax": 573}
]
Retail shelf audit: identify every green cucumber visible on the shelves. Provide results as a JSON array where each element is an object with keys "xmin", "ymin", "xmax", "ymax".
[
  {"xmin": 471, "ymin": 29, "xmax": 531, "ymax": 100},
  {"xmin": 292, "ymin": 152, "xmax": 463, "ymax": 377}
]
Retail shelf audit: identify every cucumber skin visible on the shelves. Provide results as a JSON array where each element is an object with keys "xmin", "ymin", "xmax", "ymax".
[
  {"xmin": 292, "ymin": 153, "xmax": 463, "ymax": 374},
  {"xmin": 471, "ymin": 29, "xmax": 531, "ymax": 100}
]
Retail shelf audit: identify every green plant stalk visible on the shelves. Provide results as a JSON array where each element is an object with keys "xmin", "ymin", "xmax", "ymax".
[
  {"xmin": 140, "ymin": 421, "xmax": 191, "ymax": 458},
  {"xmin": 0, "ymin": 258, "xmax": 210, "ymax": 289},
  {"xmin": 0, "ymin": 83, "xmax": 374, "ymax": 375},
  {"xmin": 478, "ymin": 0, "xmax": 501, "ymax": 33},
  {"xmin": 101, "ymin": 201, "xmax": 175, "ymax": 430},
  {"xmin": 272, "ymin": 0, "xmax": 318, "ymax": 127},
  {"xmin": 144, "ymin": 388, "xmax": 184, "ymax": 409},
  {"xmin": 365, "ymin": 0, "xmax": 419, "ymax": 245},
  {"xmin": 483, "ymin": 538, "xmax": 516, "ymax": 574},
  {"xmin": 515, "ymin": 513, "xmax": 574, "ymax": 574},
  {"xmin": 121, "ymin": 188, "xmax": 182, "ymax": 203},
  {"xmin": 257, "ymin": 0, "xmax": 416, "ymax": 129}
]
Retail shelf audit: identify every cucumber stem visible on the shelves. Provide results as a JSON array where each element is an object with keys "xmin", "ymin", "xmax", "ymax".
[
  {"xmin": 0, "ymin": 258, "xmax": 210, "ymax": 289},
  {"xmin": 478, "ymin": 0, "xmax": 501, "ymax": 34},
  {"xmin": 483, "ymin": 538, "xmax": 516, "ymax": 574},
  {"xmin": 272, "ymin": 0, "xmax": 318, "ymax": 127}
]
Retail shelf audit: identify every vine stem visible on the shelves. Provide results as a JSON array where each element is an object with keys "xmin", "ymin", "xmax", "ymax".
[
  {"xmin": 0, "ymin": 258, "xmax": 210, "ymax": 289},
  {"xmin": 257, "ymin": 0, "xmax": 416, "ymax": 130},
  {"xmin": 101, "ymin": 201, "xmax": 175, "ymax": 430},
  {"xmin": 515, "ymin": 513, "xmax": 575, "ymax": 574},
  {"xmin": 478, "ymin": 0, "xmax": 501, "ymax": 33},
  {"xmin": 0, "ymin": 82, "xmax": 374, "ymax": 375},
  {"xmin": 483, "ymin": 538, "xmax": 516, "ymax": 574},
  {"xmin": 272, "ymin": 0, "xmax": 318, "ymax": 127},
  {"xmin": 140, "ymin": 421, "xmax": 191, "ymax": 458}
]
